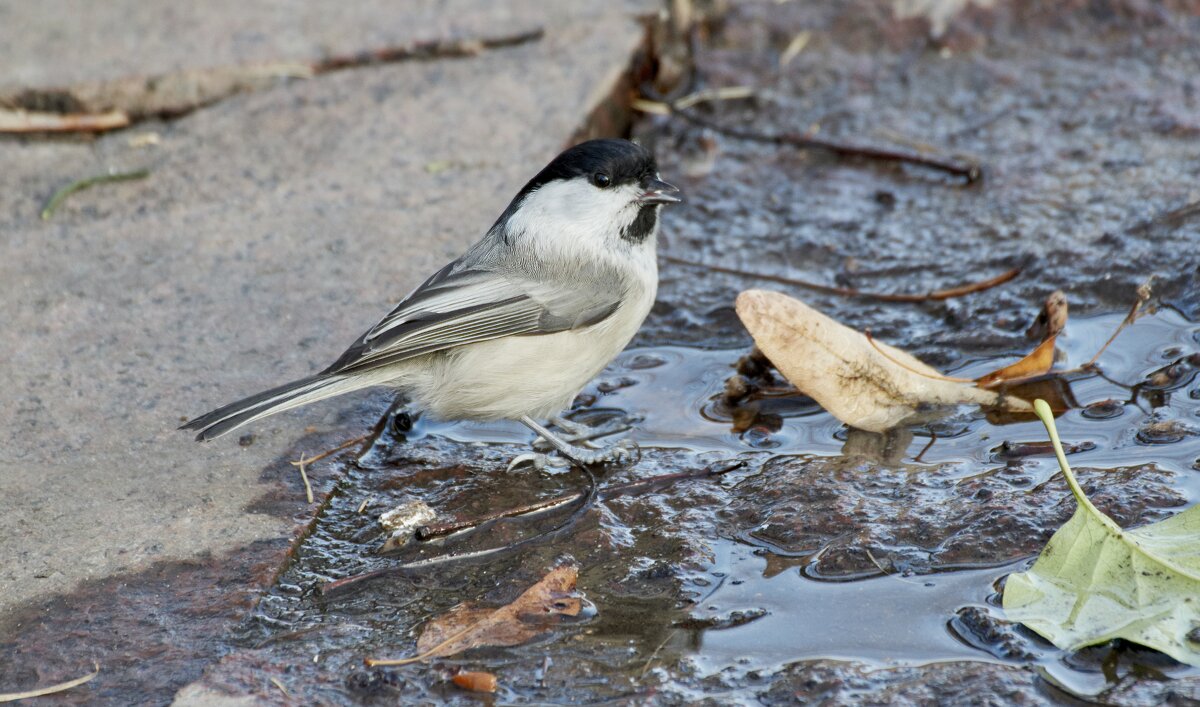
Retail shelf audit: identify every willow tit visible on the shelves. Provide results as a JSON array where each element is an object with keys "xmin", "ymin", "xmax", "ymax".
[{"xmin": 183, "ymin": 139, "xmax": 681, "ymax": 468}]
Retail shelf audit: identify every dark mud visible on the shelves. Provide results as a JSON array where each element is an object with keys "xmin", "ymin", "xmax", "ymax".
[{"xmin": 5, "ymin": 1, "xmax": 1200, "ymax": 703}]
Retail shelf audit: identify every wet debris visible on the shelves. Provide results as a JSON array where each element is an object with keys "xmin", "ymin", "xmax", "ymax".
[
  {"xmin": 365, "ymin": 564, "xmax": 593, "ymax": 666},
  {"xmin": 343, "ymin": 668, "xmax": 404, "ymax": 697},
  {"xmin": 379, "ymin": 500, "xmax": 438, "ymax": 552},
  {"xmin": 451, "ymin": 670, "xmax": 498, "ymax": 693}
]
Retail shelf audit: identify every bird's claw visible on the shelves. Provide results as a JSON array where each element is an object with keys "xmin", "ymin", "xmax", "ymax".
[{"xmin": 506, "ymin": 452, "xmax": 571, "ymax": 474}]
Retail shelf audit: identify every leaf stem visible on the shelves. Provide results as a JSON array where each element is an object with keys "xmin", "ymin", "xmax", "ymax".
[{"xmin": 1032, "ymin": 399, "xmax": 1113, "ymax": 529}]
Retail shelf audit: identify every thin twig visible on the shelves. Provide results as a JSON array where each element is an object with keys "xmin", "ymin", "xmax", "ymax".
[
  {"xmin": 293, "ymin": 455, "xmax": 315, "ymax": 504},
  {"xmin": 40, "ymin": 169, "xmax": 150, "ymax": 220},
  {"xmin": 322, "ymin": 467, "xmax": 599, "ymax": 597},
  {"xmin": 639, "ymin": 629, "xmax": 679, "ymax": 678},
  {"xmin": 415, "ymin": 460, "xmax": 746, "ymax": 541},
  {"xmin": 1084, "ymin": 278, "xmax": 1153, "ymax": 367},
  {"xmin": 663, "ymin": 255, "xmax": 1021, "ymax": 302},
  {"xmin": 0, "ymin": 108, "xmax": 129, "ymax": 134},
  {"xmin": 269, "ymin": 677, "xmax": 291, "ymax": 700},
  {"xmin": 290, "ymin": 433, "xmax": 372, "ymax": 467},
  {"xmin": 643, "ymin": 85, "xmax": 982, "ymax": 183},
  {"xmin": 632, "ymin": 86, "xmax": 756, "ymax": 115},
  {"xmin": 911, "ymin": 432, "xmax": 938, "ymax": 463},
  {"xmin": 416, "ymin": 494, "xmax": 582, "ymax": 541},
  {"xmin": 0, "ymin": 664, "xmax": 99, "ymax": 703}
]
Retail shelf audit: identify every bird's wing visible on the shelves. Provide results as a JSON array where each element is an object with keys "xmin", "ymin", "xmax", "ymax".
[{"xmin": 322, "ymin": 263, "xmax": 621, "ymax": 375}]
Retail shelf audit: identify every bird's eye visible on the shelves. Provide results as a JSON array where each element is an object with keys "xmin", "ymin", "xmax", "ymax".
[{"xmin": 592, "ymin": 172, "xmax": 611, "ymax": 188}]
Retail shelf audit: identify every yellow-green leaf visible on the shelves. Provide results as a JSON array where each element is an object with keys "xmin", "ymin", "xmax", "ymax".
[{"xmin": 1003, "ymin": 399, "xmax": 1200, "ymax": 666}]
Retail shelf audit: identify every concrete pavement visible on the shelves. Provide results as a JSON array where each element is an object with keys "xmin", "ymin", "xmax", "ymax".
[{"xmin": 0, "ymin": 0, "xmax": 654, "ymax": 634}]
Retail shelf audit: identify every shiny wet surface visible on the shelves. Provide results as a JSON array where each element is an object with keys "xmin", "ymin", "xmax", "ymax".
[{"xmin": 209, "ymin": 307, "xmax": 1200, "ymax": 704}]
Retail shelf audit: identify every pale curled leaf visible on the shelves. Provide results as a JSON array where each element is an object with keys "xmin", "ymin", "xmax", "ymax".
[
  {"xmin": 366, "ymin": 565, "xmax": 591, "ymax": 666},
  {"xmin": 1002, "ymin": 400, "xmax": 1200, "ymax": 667},
  {"xmin": 734, "ymin": 290, "xmax": 1028, "ymax": 432}
]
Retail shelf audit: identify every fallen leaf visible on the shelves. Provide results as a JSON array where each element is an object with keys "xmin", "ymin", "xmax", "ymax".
[
  {"xmin": 975, "ymin": 336, "xmax": 1057, "ymax": 389},
  {"xmin": 735, "ymin": 290, "xmax": 1027, "ymax": 432},
  {"xmin": 1025, "ymin": 290, "xmax": 1068, "ymax": 342},
  {"xmin": 365, "ymin": 564, "xmax": 590, "ymax": 666},
  {"xmin": 1003, "ymin": 400, "xmax": 1200, "ymax": 667},
  {"xmin": 452, "ymin": 671, "xmax": 498, "ymax": 693}
]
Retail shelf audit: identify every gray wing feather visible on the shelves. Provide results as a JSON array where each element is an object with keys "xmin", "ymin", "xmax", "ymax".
[{"xmin": 322, "ymin": 264, "xmax": 620, "ymax": 375}]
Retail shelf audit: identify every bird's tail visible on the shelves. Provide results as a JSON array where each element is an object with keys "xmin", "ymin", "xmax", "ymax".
[{"xmin": 181, "ymin": 374, "xmax": 356, "ymax": 441}]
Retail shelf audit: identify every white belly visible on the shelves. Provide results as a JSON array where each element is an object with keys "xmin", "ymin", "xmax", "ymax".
[{"xmin": 405, "ymin": 281, "xmax": 655, "ymax": 421}]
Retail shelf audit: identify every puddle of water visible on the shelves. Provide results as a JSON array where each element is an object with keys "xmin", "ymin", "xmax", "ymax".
[
  {"xmin": 204, "ymin": 308, "xmax": 1200, "ymax": 703},
  {"xmin": 685, "ymin": 538, "xmax": 1012, "ymax": 670}
]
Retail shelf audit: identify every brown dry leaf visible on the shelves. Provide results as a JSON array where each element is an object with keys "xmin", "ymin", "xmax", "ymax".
[
  {"xmin": 452, "ymin": 672, "xmax": 498, "ymax": 693},
  {"xmin": 1025, "ymin": 290, "xmax": 1068, "ymax": 342},
  {"xmin": 975, "ymin": 336, "xmax": 1058, "ymax": 389},
  {"xmin": 735, "ymin": 290, "xmax": 1029, "ymax": 433},
  {"xmin": 366, "ymin": 565, "xmax": 588, "ymax": 666}
]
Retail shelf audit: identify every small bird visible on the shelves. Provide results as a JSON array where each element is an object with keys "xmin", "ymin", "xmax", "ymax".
[{"xmin": 182, "ymin": 139, "xmax": 681, "ymax": 468}]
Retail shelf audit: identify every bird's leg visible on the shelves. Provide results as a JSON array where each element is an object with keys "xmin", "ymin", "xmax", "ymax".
[{"xmin": 517, "ymin": 415, "xmax": 638, "ymax": 468}]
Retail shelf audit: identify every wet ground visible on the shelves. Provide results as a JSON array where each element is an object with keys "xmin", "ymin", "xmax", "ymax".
[{"xmin": 4, "ymin": 0, "xmax": 1200, "ymax": 703}]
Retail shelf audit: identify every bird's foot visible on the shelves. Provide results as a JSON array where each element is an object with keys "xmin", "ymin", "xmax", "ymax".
[
  {"xmin": 531, "ymin": 414, "xmax": 634, "ymax": 451},
  {"xmin": 506, "ymin": 452, "xmax": 572, "ymax": 474},
  {"xmin": 507, "ymin": 438, "xmax": 640, "ymax": 473},
  {"xmin": 512, "ymin": 415, "xmax": 641, "ymax": 471}
]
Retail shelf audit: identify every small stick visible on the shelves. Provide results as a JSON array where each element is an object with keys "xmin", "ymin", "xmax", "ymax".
[
  {"xmin": 644, "ymin": 86, "xmax": 982, "ymax": 183},
  {"xmin": 356, "ymin": 496, "xmax": 374, "ymax": 514},
  {"xmin": 663, "ymin": 255, "xmax": 1021, "ymax": 303},
  {"xmin": 0, "ymin": 664, "xmax": 99, "ymax": 703},
  {"xmin": 289, "ymin": 433, "xmax": 371, "ymax": 467},
  {"xmin": 415, "ymin": 460, "xmax": 746, "ymax": 541},
  {"xmin": 416, "ymin": 494, "xmax": 582, "ymax": 540},
  {"xmin": 323, "ymin": 467, "xmax": 599, "ymax": 597},
  {"xmin": 1084, "ymin": 278, "xmax": 1153, "ymax": 367},
  {"xmin": 269, "ymin": 678, "xmax": 290, "ymax": 699},
  {"xmin": 40, "ymin": 169, "xmax": 150, "ymax": 220},
  {"xmin": 0, "ymin": 108, "xmax": 129, "ymax": 134},
  {"xmin": 911, "ymin": 432, "xmax": 938, "ymax": 463},
  {"xmin": 293, "ymin": 455, "xmax": 315, "ymax": 504}
]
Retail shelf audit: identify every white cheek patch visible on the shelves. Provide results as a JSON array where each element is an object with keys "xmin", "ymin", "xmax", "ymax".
[{"xmin": 506, "ymin": 179, "xmax": 641, "ymax": 252}]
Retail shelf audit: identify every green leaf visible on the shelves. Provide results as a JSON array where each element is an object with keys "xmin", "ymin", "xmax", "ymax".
[{"xmin": 1002, "ymin": 399, "xmax": 1200, "ymax": 666}]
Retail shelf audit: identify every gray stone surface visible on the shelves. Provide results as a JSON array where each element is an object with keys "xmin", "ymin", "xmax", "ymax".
[
  {"xmin": 0, "ymin": 2, "xmax": 649, "ymax": 624},
  {"xmin": 0, "ymin": 0, "xmax": 647, "ymax": 89}
]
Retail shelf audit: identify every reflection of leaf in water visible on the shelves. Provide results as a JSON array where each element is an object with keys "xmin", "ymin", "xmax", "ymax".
[
  {"xmin": 1003, "ymin": 400, "xmax": 1200, "ymax": 667},
  {"xmin": 892, "ymin": 0, "xmax": 995, "ymax": 38},
  {"xmin": 734, "ymin": 290, "xmax": 1028, "ymax": 433},
  {"xmin": 366, "ymin": 565, "xmax": 590, "ymax": 666}
]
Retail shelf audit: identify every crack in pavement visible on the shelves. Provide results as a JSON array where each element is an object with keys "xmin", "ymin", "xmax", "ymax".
[{"xmin": 0, "ymin": 27, "xmax": 544, "ymax": 134}]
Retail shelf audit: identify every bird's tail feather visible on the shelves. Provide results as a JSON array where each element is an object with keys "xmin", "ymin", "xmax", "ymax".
[{"xmin": 181, "ymin": 374, "xmax": 354, "ymax": 441}]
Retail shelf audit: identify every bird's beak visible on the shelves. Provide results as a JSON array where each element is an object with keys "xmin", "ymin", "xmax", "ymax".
[{"xmin": 638, "ymin": 177, "xmax": 683, "ymax": 205}]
